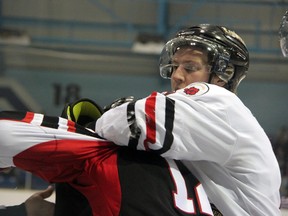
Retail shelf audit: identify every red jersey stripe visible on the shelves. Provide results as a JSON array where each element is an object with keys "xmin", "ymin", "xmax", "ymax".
[
  {"xmin": 22, "ymin": 112, "xmax": 35, "ymax": 123},
  {"xmin": 144, "ymin": 91, "xmax": 157, "ymax": 150},
  {"xmin": 67, "ymin": 119, "xmax": 76, "ymax": 132}
]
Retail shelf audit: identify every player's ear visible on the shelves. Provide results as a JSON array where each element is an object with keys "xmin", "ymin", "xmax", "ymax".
[
  {"xmin": 211, "ymin": 75, "xmax": 226, "ymax": 87},
  {"xmin": 216, "ymin": 79, "xmax": 226, "ymax": 87}
]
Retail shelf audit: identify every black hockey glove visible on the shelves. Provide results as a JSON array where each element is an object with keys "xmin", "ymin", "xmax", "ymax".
[
  {"xmin": 103, "ymin": 96, "xmax": 134, "ymax": 112},
  {"xmin": 61, "ymin": 98, "xmax": 103, "ymax": 128}
]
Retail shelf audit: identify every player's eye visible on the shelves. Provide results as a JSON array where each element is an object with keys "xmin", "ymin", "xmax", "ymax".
[
  {"xmin": 181, "ymin": 63, "xmax": 202, "ymax": 73},
  {"xmin": 160, "ymin": 62, "xmax": 205, "ymax": 79},
  {"xmin": 171, "ymin": 64, "xmax": 179, "ymax": 71}
]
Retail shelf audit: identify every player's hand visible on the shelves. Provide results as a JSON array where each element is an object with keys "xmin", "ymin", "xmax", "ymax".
[
  {"xmin": 25, "ymin": 185, "xmax": 55, "ymax": 216},
  {"xmin": 103, "ymin": 96, "xmax": 134, "ymax": 112}
]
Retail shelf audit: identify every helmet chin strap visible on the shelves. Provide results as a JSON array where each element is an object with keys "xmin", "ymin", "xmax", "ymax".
[
  {"xmin": 208, "ymin": 73, "xmax": 214, "ymax": 84},
  {"xmin": 207, "ymin": 51, "xmax": 231, "ymax": 85}
]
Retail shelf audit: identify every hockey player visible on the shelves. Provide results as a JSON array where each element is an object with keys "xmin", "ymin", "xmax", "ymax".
[
  {"xmin": 94, "ymin": 24, "xmax": 282, "ymax": 215},
  {"xmin": 0, "ymin": 99, "xmax": 214, "ymax": 216}
]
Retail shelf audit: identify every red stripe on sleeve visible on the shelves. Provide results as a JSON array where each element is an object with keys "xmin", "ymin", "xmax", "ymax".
[
  {"xmin": 67, "ymin": 119, "xmax": 76, "ymax": 132},
  {"xmin": 22, "ymin": 112, "xmax": 35, "ymax": 123},
  {"xmin": 144, "ymin": 91, "xmax": 157, "ymax": 150}
]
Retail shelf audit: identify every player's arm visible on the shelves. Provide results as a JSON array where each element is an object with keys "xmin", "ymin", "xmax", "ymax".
[
  {"xmin": 96, "ymin": 84, "xmax": 237, "ymax": 162},
  {"xmin": 0, "ymin": 110, "xmax": 115, "ymax": 183},
  {"xmin": 0, "ymin": 99, "xmax": 103, "ymax": 216}
]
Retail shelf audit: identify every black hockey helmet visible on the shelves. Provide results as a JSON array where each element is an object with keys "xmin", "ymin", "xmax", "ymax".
[{"xmin": 159, "ymin": 24, "xmax": 249, "ymax": 93}]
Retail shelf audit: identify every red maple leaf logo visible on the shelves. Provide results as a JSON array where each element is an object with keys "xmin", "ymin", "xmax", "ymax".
[{"xmin": 184, "ymin": 87, "xmax": 199, "ymax": 95}]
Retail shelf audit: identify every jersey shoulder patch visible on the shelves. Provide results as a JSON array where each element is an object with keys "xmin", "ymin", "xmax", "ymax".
[{"xmin": 181, "ymin": 82, "xmax": 209, "ymax": 96}]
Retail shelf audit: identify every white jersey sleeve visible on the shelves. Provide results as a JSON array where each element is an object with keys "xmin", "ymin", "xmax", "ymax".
[{"xmin": 96, "ymin": 82, "xmax": 238, "ymax": 163}]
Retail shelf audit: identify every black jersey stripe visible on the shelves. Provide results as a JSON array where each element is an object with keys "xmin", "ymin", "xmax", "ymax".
[
  {"xmin": 0, "ymin": 111, "xmax": 27, "ymax": 121},
  {"xmin": 0, "ymin": 110, "xmax": 100, "ymax": 139},
  {"xmin": 152, "ymin": 97, "xmax": 175, "ymax": 155},
  {"xmin": 74, "ymin": 123, "xmax": 102, "ymax": 138},
  {"xmin": 41, "ymin": 115, "xmax": 100, "ymax": 138},
  {"xmin": 41, "ymin": 116, "xmax": 59, "ymax": 129},
  {"xmin": 127, "ymin": 102, "xmax": 141, "ymax": 150}
]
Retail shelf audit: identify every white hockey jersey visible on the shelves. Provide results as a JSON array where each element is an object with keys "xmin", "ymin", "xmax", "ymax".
[{"xmin": 96, "ymin": 82, "xmax": 281, "ymax": 216}]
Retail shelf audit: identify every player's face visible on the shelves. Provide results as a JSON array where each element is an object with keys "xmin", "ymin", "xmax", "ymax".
[{"xmin": 170, "ymin": 48, "xmax": 211, "ymax": 91}]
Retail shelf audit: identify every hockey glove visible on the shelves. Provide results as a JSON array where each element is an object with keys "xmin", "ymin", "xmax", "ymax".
[
  {"xmin": 61, "ymin": 98, "xmax": 103, "ymax": 127},
  {"xmin": 103, "ymin": 96, "xmax": 134, "ymax": 112}
]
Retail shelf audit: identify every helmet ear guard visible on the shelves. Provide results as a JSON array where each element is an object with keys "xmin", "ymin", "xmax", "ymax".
[{"xmin": 211, "ymin": 50, "xmax": 233, "ymax": 83}]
